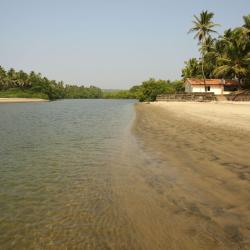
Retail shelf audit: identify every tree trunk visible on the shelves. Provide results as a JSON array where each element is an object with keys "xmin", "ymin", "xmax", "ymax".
[
  {"xmin": 201, "ymin": 38, "xmax": 207, "ymax": 92},
  {"xmin": 201, "ymin": 57, "xmax": 207, "ymax": 92}
]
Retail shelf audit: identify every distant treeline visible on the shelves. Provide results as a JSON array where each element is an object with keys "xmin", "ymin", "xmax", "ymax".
[
  {"xmin": 0, "ymin": 66, "xmax": 184, "ymax": 101},
  {"xmin": 0, "ymin": 66, "xmax": 103, "ymax": 100},
  {"xmin": 182, "ymin": 12, "xmax": 250, "ymax": 87}
]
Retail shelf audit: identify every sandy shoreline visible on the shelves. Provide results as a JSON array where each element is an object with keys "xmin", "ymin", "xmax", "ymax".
[
  {"xmin": 155, "ymin": 101, "xmax": 250, "ymax": 132},
  {"xmin": 0, "ymin": 98, "xmax": 48, "ymax": 103},
  {"xmin": 132, "ymin": 102, "xmax": 250, "ymax": 249}
]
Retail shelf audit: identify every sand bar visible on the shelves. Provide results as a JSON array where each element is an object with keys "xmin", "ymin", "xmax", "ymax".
[
  {"xmin": 131, "ymin": 102, "xmax": 250, "ymax": 249},
  {"xmin": 0, "ymin": 98, "xmax": 48, "ymax": 103}
]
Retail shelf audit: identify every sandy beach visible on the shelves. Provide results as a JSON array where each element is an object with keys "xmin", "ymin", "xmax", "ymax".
[
  {"xmin": 0, "ymin": 98, "xmax": 48, "ymax": 103},
  {"xmin": 154, "ymin": 101, "xmax": 250, "ymax": 132},
  {"xmin": 131, "ymin": 102, "xmax": 250, "ymax": 249}
]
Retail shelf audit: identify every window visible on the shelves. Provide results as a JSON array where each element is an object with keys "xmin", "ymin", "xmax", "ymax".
[{"xmin": 205, "ymin": 86, "xmax": 211, "ymax": 91}]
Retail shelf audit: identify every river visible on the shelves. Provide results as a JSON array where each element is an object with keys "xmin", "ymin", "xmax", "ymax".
[{"xmin": 0, "ymin": 100, "xmax": 144, "ymax": 249}]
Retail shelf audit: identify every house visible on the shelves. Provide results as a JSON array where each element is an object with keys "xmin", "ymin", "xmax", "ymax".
[{"xmin": 185, "ymin": 78, "xmax": 240, "ymax": 95}]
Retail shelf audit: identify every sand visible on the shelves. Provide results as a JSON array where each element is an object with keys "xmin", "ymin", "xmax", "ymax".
[
  {"xmin": 0, "ymin": 98, "xmax": 48, "ymax": 103},
  {"xmin": 154, "ymin": 101, "xmax": 250, "ymax": 132},
  {"xmin": 131, "ymin": 101, "xmax": 250, "ymax": 249}
]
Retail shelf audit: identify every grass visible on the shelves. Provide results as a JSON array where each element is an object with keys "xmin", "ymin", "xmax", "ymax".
[{"xmin": 0, "ymin": 89, "xmax": 49, "ymax": 99}]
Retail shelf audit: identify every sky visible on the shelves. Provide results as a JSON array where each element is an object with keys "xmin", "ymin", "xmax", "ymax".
[{"xmin": 0, "ymin": 0, "xmax": 249, "ymax": 89}]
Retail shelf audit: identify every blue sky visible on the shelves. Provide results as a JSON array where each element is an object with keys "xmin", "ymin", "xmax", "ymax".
[{"xmin": 0, "ymin": 0, "xmax": 249, "ymax": 89}]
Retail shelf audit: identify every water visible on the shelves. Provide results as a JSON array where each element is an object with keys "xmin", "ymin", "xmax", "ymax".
[{"xmin": 0, "ymin": 100, "xmax": 140, "ymax": 249}]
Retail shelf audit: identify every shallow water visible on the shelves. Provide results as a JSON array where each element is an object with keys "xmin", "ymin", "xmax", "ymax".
[{"xmin": 0, "ymin": 100, "xmax": 141, "ymax": 249}]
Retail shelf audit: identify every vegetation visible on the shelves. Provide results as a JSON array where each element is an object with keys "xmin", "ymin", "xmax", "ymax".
[
  {"xmin": 0, "ymin": 66, "xmax": 103, "ymax": 100},
  {"xmin": 133, "ymin": 79, "xmax": 184, "ymax": 102},
  {"xmin": 116, "ymin": 79, "xmax": 184, "ymax": 102},
  {"xmin": 64, "ymin": 85, "xmax": 103, "ymax": 99},
  {"xmin": 101, "ymin": 79, "xmax": 184, "ymax": 102},
  {"xmin": 0, "ymin": 65, "xmax": 184, "ymax": 102},
  {"xmin": 103, "ymin": 90, "xmax": 136, "ymax": 99},
  {"xmin": 183, "ymin": 12, "xmax": 250, "ymax": 88},
  {"xmin": 0, "ymin": 89, "xmax": 48, "ymax": 99},
  {"xmin": 188, "ymin": 10, "xmax": 219, "ymax": 86}
]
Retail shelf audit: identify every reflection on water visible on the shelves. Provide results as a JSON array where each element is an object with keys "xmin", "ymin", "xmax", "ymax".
[{"xmin": 0, "ymin": 100, "xmax": 140, "ymax": 249}]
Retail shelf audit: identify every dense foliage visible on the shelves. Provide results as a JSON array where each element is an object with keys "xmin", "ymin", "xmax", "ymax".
[
  {"xmin": 0, "ymin": 66, "xmax": 103, "ymax": 100},
  {"xmin": 103, "ymin": 90, "xmax": 136, "ymax": 99},
  {"xmin": 183, "ymin": 12, "xmax": 250, "ymax": 88},
  {"xmin": 102, "ymin": 79, "xmax": 184, "ymax": 101},
  {"xmin": 135, "ymin": 79, "xmax": 183, "ymax": 102},
  {"xmin": 124, "ymin": 79, "xmax": 184, "ymax": 102}
]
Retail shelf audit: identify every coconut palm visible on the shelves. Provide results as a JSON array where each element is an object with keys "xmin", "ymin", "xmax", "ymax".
[
  {"xmin": 243, "ymin": 15, "xmax": 250, "ymax": 33},
  {"xmin": 213, "ymin": 29, "xmax": 250, "ymax": 84},
  {"xmin": 182, "ymin": 58, "xmax": 202, "ymax": 79},
  {"xmin": 0, "ymin": 66, "xmax": 7, "ymax": 90},
  {"xmin": 241, "ymin": 15, "xmax": 250, "ymax": 50},
  {"xmin": 188, "ymin": 11, "xmax": 219, "ymax": 88}
]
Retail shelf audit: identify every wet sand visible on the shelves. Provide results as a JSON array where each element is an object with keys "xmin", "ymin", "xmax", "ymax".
[
  {"xmin": 125, "ymin": 102, "xmax": 250, "ymax": 249},
  {"xmin": 0, "ymin": 98, "xmax": 48, "ymax": 103}
]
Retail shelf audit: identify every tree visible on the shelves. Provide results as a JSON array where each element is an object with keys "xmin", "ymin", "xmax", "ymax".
[
  {"xmin": 182, "ymin": 58, "xmax": 202, "ymax": 79},
  {"xmin": 213, "ymin": 28, "xmax": 250, "ymax": 85},
  {"xmin": 0, "ymin": 65, "xmax": 105, "ymax": 100},
  {"xmin": 188, "ymin": 10, "xmax": 219, "ymax": 89},
  {"xmin": 137, "ymin": 78, "xmax": 174, "ymax": 102},
  {"xmin": 0, "ymin": 66, "xmax": 7, "ymax": 90},
  {"xmin": 242, "ymin": 14, "xmax": 250, "ymax": 37}
]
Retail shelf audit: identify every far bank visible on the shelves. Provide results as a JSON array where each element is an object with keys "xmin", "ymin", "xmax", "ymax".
[{"xmin": 0, "ymin": 98, "xmax": 49, "ymax": 103}]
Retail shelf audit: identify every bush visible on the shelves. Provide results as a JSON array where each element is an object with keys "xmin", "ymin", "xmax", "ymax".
[{"xmin": 137, "ymin": 78, "xmax": 177, "ymax": 102}]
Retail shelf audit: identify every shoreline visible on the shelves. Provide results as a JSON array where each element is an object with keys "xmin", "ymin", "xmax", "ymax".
[
  {"xmin": 0, "ymin": 98, "xmax": 49, "ymax": 103},
  {"xmin": 154, "ymin": 101, "xmax": 250, "ymax": 132},
  {"xmin": 132, "ymin": 102, "xmax": 250, "ymax": 249}
]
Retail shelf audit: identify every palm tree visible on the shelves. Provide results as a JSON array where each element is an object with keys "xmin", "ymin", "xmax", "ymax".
[
  {"xmin": 243, "ymin": 15, "xmax": 250, "ymax": 34},
  {"xmin": 188, "ymin": 10, "xmax": 219, "ymax": 89},
  {"xmin": 241, "ymin": 15, "xmax": 250, "ymax": 49},
  {"xmin": 7, "ymin": 68, "xmax": 18, "ymax": 88},
  {"xmin": 17, "ymin": 70, "xmax": 30, "ymax": 89},
  {"xmin": 182, "ymin": 58, "xmax": 202, "ymax": 79},
  {"xmin": 213, "ymin": 29, "xmax": 250, "ymax": 85},
  {"xmin": 0, "ymin": 67, "xmax": 6, "ymax": 90}
]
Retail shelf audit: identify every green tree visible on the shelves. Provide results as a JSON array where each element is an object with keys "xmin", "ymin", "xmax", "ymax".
[
  {"xmin": 0, "ymin": 66, "xmax": 7, "ymax": 90},
  {"xmin": 188, "ymin": 11, "xmax": 219, "ymax": 88},
  {"xmin": 138, "ymin": 78, "xmax": 174, "ymax": 102},
  {"xmin": 213, "ymin": 26, "xmax": 250, "ymax": 85},
  {"xmin": 182, "ymin": 58, "xmax": 202, "ymax": 79},
  {"xmin": 171, "ymin": 80, "xmax": 185, "ymax": 92},
  {"xmin": 242, "ymin": 14, "xmax": 250, "ymax": 37}
]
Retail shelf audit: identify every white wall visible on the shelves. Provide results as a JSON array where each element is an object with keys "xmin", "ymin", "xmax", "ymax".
[
  {"xmin": 185, "ymin": 83, "xmax": 192, "ymax": 92},
  {"xmin": 185, "ymin": 82, "xmax": 239, "ymax": 95},
  {"xmin": 223, "ymin": 91, "xmax": 232, "ymax": 95},
  {"xmin": 191, "ymin": 85, "xmax": 223, "ymax": 95},
  {"xmin": 191, "ymin": 85, "xmax": 205, "ymax": 93}
]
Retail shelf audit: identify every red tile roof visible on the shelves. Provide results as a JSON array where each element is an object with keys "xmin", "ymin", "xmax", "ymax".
[{"xmin": 186, "ymin": 78, "xmax": 240, "ymax": 86}]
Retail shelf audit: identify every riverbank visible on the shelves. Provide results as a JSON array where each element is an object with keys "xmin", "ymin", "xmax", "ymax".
[
  {"xmin": 154, "ymin": 101, "xmax": 250, "ymax": 132},
  {"xmin": 0, "ymin": 98, "xmax": 49, "ymax": 103},
  {"xmin": 132, "ymin": 102, "xmax": 250, "ymax": 249}
]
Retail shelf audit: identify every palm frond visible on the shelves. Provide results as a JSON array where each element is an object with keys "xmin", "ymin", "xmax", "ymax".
[{"xmin": 213, "ymin": 65, "xmax": 231, "ymax": 77}]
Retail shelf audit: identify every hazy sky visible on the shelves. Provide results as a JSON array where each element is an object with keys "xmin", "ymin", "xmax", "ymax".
[{"xmin": 1, "ymin": 0, "xmax": 249, "ymax": 89}]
